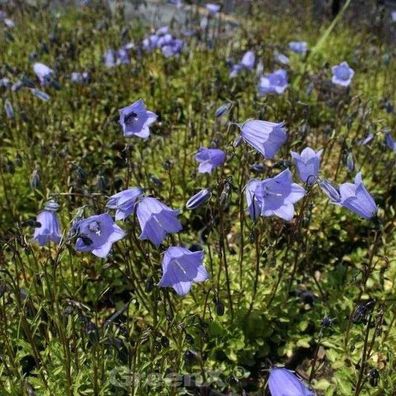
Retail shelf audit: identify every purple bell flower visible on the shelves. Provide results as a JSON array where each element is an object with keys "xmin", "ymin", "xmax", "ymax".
[
  {"xmin": 240, "ymin": 120, "xmax": 287, "ymax": 159},
  {"xmin": 142, "ymin": 27, "xmax": 184, "ymax": 57},
  {"xmin": 195, "ymin": 147, "xmax": 226, "ymax": 174},
  {"xmin": 229, "ymin": 63, "xmax": 243, "ymax": 78},
  {"xmin": 339, "ymin": 173, "xmax": 377, "ymax": 219},
  {"xmin": 116, "ymin": 48, "xmax": 130, "ymax": 65},
  {"xmin": 258, "ymin": 69, "xmax": 288, "ymax": 96},
  {"xmin": 3, "ymin": 18, "xmax": 14, "ymax": 28},
  {"xmin": 291, "ymin": 147, "xmax": 323, "ymax": 185},
  {"xmin": 385, "ymin": 132, "xmax": 396, "ymax": 151},
  {"xmin": 136, "ymin": 197, "xmax": 182, "ymax": 246},
  {"xmin": 157, "ymin": 33, "xmax": 173, "ymax": 47},
  {"xmin": 106, "ymin": 187, "xmax": 144, "ymax": 220},
  {"xmin": 245, "ymin": 169, "xmax": 305, "ymax": 221},
  {"xmin": 156, "ymin": 26, "xmax": 169, "ymax": 36},
  {"xmin": 206, "ymin": 3, "xmax": 221, "ymax": 15},
  {"xmin": 0, "ymin": 77, "xmax": 11, "ymax": 88},
  {"xmin": 103, "ymin": 49, "xmax": 116, "ymax": 68},
  {"xmin": 74, "ymin": 214, "xmax": 125, "ymax": 258},
  {"xmin": 161, "ymin": 38, "xmax": 184, "ymax": 58},
  {"xmin": 186, "ymin": 188, "xmax": 211, "ymax": 209},
  {"xmin": 331, "ymin": 62, "xmax": 354, "ymax": 87},
  {"xmin": 288, "ymin": 41, "xmax": 308, "ymax": 55},
  {"xmin": 119, "ymin": 99, "xmax": 157, "ymax": 139},
  {"xmin": 268, "ymin": 368, "xmax": 315, "ymax": 396},
  {"xmin": 358, "ymin": 133, "xmax": 374, "ymax": 146},
  {"xmin": 274, "ymin": 52, "xmax": 289, "ymax": 65},
  {"xmin": 245, "ymin": 179, "xmax": 262, "ymax": 220},
  {"xmin": 158, "ymin": 246, "xmax": 209, "ymax": 296},
  {"xmin": 32, "ymin": 200, "xmax": 62, "ymax": 246},
  {"xmin": 229, "ymin": 50, "xmax": 255, "ymax": 78},
  {"xmin": 240, "ymin": 50, "xmax": 255, "ymax": 70},
  {"xmin": 169, "ymin": 0, "xmax": 183, "ymax": 8},
  {"xmin": 71, "ymin": 72, "xmax": 90, "ymax": 84},
  {"xmin": 143, "ymin": 35, "xmax": 159, "ymax": 52},
  {"xmin": 33, "ymin": 63, "xmax": 53, "ymax": 86}
]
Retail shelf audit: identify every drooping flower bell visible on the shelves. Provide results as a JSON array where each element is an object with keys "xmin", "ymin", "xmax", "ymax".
[
  {"xmin": 385, "ymin": 132, "xmax": 396, "ymax": 152},
  {"xmin": 290, "ymin": 147, "xmax": 323, "ymax": 185},
  {"xmin": 136, "ymin": 197, "xmax": 182, "ymax": 246},
  {"xmin": 206, "ymin": 3, "xmax": 221, "ymax": 15},
  {"xmin": 258, "ymin": 69, "xmax": 288, "ymax": 96},
  {"xmin": 106, "ymin": 187, "xmax": 144, "ymax": 220},
  {"xmin": 32, "ymin": 200, "xmax": 62, "ymax": 246},
  {"xmin": 74, "ymin": 214, "xmax": 125, "ymax": 258},
  {"xmin": 104, "ymin": 49, "xmax": 116, "ymax": 68},
  {"xmin": 240, "ymin": 50, "xmax": 255, "ymax": 70},
  {"xmin": 195, "ymin": 147, "xmax": 226, "ymax": 174},
  {"xmin": 119, "ymin": 99, "xmax": 157, "ymax": 139},
  {"xmin": 229, "ymin": 50, "xmax": 255, "ymax": 78},
  {"xmin": 245, "ymin": 179, "xmax": 262, "ymax": 220},
  {"xmin": 274, "ymin": 51, "xmax": 289, "ymax": 65},
  {"xmin": 161, "ymin": 38, "xmax": 184, "ymax": 58},
  {"xmin": 33, "ymin": 63, "xmax": 54, "ymax": 86},
  {"xmin": 288, "ymin": 41, "xmax": 308, "ymax": 55},
  {"xmin": 142, "ymin": 26, "xmax": 184, "ymax": 58},
  {"xmin": 240, "ymin": 120, "xmax": 287, "ymax": 159},
  {"xmin": 358, "ymin": 133, "xmax": 374, "ymax": 146},
  {"xmin": 245, "ymin": 169, "xmax": 305, "ymax": 221},
  {"xmin": 338, "ymin": 173, "xmax": 377, "ymax": 219},
  {"xmin": 268, "ymin": 368, "xmax": 315, "ymax": 396},
  {"xmin": 331, "ymin": 62, "xmax": 354, "ymax": 87},
  {"xmin": 158, "ymin": 246, "xmax": 209, "ymax": 296},
  {"xmin": 71, "ymin": 72, "xmax": 90, "ymax": 84}
]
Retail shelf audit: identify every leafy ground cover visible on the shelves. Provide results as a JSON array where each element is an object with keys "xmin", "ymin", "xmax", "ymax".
[{"xmin": 0, "ymin": 1, "xmax": 395, "ymax": 395}]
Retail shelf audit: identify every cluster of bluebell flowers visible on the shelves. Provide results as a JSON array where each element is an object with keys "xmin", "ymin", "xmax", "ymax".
[
  {"xmin": 229, "ymin": 50, "xmax": 256, "ymax": 78},
  {"xmin": 103, "ymin": 43, "xmax": 134, "ymax": 68},
  {"xmin": 258, "ymin": 69, "xmax": 288, "ymax": 96},
  {"xmin": 143, "ymin": 26, "xmax": 184, "ymax": 58}
]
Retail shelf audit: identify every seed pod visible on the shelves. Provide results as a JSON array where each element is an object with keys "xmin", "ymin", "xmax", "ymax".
[
  {"xmin": 160, "ymin": 336, "xmax": 169, "ymax": 348},
  {"xmin": 186, "ymin": 188, "xmax": 211, "ymax": 210},
  {"xmin": 145, "ymin": 277, "xmax": 154, "ymax": 293},
  {"xmin": 215, "ymin": 102, "xmax": 232, "ymax": 118},
  {"xmin": 31, "ymin": 88, "xmax": 50, "ymax": 102},
  {"xmin": 215, "ymin": 299, "xmax": 225, "ymax": 316},
  {"xmin": 368, "ymin": 368, "xmax": 379, "ymax": 387},
  {"xmin": 185, "ymin": 334, "xmax": 194, "ymax": 345},
  {"xmin": 352, "ymin": 299, "xmax": 376, "ymax": 324},
  {"xmin": 30, "ymin": 170, "xmax": 40, "ymax": 189},
  {"xmin": 4, "ymin": 99, "xmax": 14, "ymax": 118},
  {"xmin": 321, "ymin": 316, "xmax": 334, "ymax": 328}
]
